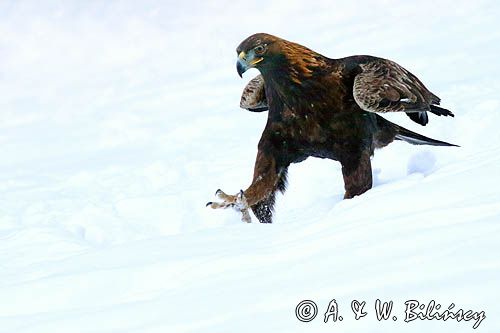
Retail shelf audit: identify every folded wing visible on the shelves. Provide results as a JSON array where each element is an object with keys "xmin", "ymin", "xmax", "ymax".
[
  {"xmin": 352, "ymin": 59, "xmax": 453, "ymax": 126},
  {"xmin": 240, "ymin": 75, "xmax": 268, "ymax": 112}
]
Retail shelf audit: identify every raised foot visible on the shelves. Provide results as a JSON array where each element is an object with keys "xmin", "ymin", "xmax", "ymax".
[{"xmin": 206, "ymin": 189, "xmax": 253, "ymax": 223}]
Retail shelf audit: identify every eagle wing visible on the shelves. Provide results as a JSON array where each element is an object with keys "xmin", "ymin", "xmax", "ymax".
[
  {"xmin": 240, "ymin": 75, "xmax": 268, "ymax": 112},
  {"xmin": 352, "ymin": 59, "xmax": 451, "ymax": 126}
]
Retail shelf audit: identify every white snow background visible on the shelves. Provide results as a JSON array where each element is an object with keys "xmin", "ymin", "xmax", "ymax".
[{"xmin": 1, "ymin": 1, "xmax": 500, "ymax": 332}]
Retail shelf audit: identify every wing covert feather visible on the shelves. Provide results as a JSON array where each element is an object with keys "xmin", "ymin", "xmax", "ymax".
[{"xmin": 240, "ymin": 75, "xmax": 268, "ymax": 112}]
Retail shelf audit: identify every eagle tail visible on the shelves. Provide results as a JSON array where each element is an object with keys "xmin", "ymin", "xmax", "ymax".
[{"xmin": 394, "ymin": 124, "xmax": 459, "ymax": 147}]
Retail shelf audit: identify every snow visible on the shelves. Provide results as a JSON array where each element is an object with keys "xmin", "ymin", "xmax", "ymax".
[{"xmin": 1, "ymin": 1, "xmax": 500, "ymax": 332}]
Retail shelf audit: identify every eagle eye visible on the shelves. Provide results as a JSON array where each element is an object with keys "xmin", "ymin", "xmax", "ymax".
[{"xmin": 254, "ymin": 44, "xmax": 266, "ymax": 54}]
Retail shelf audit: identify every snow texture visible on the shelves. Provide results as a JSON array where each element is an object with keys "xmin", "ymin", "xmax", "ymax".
[{"xmin": 0, "ymin": 1, "xmax": 499, "ymax": 332}]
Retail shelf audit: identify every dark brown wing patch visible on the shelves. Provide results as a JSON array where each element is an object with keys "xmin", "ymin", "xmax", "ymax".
[
  {"xmin": 240, "ymin": 75, "xmax": 268, "ymax": 112},
  {"xmin": 353, "ymin": 59, "xmax": 440, "ymax": 115}
]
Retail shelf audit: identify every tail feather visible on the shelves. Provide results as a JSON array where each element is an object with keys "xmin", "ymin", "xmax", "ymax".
[
  {"xmin": 374, "ymin": 114, "xmax": 458, "ymax": 147},
  {"xmin": 430, "ymin": 105, "xmax": 454, "ymax": 117},
  {"xmin": 395, "ymin": 125, "xmax": 459, "ymax": 147}
]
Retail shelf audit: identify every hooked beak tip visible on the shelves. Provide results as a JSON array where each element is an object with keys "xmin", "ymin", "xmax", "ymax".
[{"xmin": 236, "ymin": 60, "xmax": 245, "ymax": 78}]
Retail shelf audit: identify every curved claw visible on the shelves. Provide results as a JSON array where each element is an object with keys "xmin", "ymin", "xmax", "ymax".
[
  {"xmin": 215, "ymin": 189, "xmax": 222, "ymax": 196},
  {"xmin": 206, "ymin": 202, "xmax": 213, "ymax": 207}
]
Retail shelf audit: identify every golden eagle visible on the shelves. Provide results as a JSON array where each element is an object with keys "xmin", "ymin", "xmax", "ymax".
[{"xmin": 207, "ymin": 33, "xmax": 456, "ymax": 223}]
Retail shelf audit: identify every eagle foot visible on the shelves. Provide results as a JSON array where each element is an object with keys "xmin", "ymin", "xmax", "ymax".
[{"xmin": 206, "ymin": 189, "xmax": 252, "ymax": 223}]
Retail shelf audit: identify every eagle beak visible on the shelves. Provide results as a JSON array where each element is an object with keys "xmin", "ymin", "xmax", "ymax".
[
  {"xmin": 237, "ymin": 60, "xmax": 246, "ymax": 78},
  {"xmin": 236, "ymin": 51, "xmax": 263, "ymax": 78},
  {"xmin": 237, "ymin": 52, "xmax": 248, "ymax": 78}
]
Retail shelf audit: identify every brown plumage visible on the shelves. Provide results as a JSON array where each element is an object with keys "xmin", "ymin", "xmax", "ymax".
[{"xmin": 207, "ymin": 33, "xmax": 456, "ymax": 223}]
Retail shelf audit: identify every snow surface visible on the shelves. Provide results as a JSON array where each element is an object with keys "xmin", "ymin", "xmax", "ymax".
[{"xmin": 1, "ymin": 1, "xmax": 500, "ymax": 332}]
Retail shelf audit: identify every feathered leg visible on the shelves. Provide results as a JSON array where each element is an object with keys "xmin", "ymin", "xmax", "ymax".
[
  {"xmin": 250, "ymin": 168, "xmax": 287, "ymax": 223},
  {"xmin": 207, "ymin": 131, "xmax": 288, "ymax": 223},
  {"xmin": 341, "ymin": 150, "xmax": 372, "ymax": 199}
]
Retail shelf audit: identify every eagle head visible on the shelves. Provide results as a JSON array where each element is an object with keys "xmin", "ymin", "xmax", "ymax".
[
  {"xmin": 236, "ymin": 33, "xmax": 324, "ymax": 88},
  {"xmin": 236, "ymin": 33, "xmax": 282, "ymax": 78}
]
